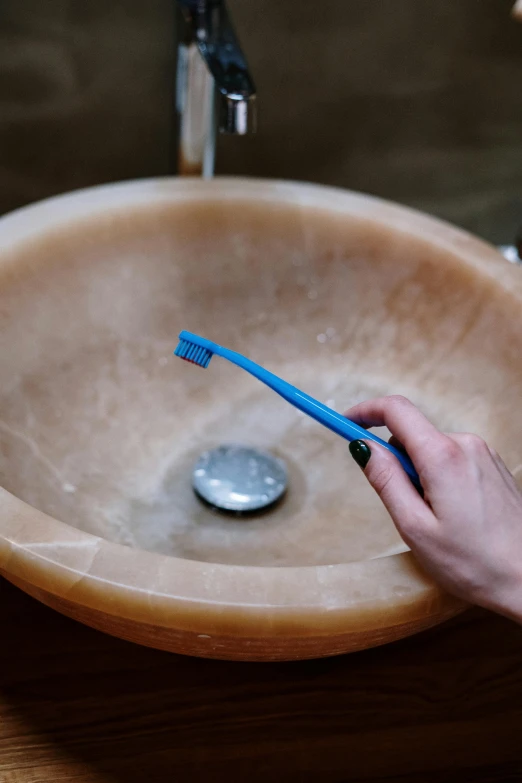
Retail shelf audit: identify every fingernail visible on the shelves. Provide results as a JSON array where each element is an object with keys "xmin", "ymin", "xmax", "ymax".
[{"xmin": 349, "ymin": 440, "xmax": 371, "ymax": 469}]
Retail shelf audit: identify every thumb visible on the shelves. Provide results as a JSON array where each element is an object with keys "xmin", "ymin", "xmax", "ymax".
[{"xmin": 349, "ymin": 439, "xmax": 431, "ymax": 535}]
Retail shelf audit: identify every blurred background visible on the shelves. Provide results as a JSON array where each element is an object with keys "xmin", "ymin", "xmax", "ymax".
[{"xmin": 1, "ymin": 0, "xmax": 522, "ymax": 244}]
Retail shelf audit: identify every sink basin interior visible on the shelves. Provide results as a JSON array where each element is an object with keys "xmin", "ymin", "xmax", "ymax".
[{"xmin": 1, "ymin": 187, "xmax": 521, "ymax": 569}]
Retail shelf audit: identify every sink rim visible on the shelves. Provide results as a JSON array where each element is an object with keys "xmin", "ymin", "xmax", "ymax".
[
  {"xmin": 2, "ymin": 175, "xmax": 520, "ymax": 649},
  {"xmin": 0, "ymin": 483, "xmax": 463, "ymax": 636}
]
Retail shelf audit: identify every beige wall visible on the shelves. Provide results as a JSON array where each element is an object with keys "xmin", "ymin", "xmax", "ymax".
[{"xmin": 1, "ymin": 0, "xmax": 522, "ymax": 244}]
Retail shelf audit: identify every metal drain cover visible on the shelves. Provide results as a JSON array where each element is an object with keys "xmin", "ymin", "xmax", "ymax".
[{"xmin": 192, "ymin": 444, "xmax": 288, "ymax": 513}]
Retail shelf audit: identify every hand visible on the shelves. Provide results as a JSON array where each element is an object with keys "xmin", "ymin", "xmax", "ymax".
[{"xmin": 345, "ymin": 395, "xmax": 522, "ymax": 623}]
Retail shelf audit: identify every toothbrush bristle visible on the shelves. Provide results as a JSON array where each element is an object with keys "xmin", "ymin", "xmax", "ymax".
[{"xmin": 174, "ymin": 338, "xmax": 213, "ymax": 368}]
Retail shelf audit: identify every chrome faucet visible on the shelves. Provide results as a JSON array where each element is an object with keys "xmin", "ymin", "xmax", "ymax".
[{"xmin": 175, "ymin": 0, "xmax": 256, "ymax": 177}]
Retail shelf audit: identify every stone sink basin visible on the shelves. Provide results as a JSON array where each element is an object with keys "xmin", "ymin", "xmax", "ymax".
[{"xmin": 1, "ymin": 178, "xmax": 521, "ymax": 661}]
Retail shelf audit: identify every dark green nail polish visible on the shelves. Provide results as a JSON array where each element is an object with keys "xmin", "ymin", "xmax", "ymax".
[{"xmin": 349, "ymin": 440, "xmax": 371, "ymax": 469}]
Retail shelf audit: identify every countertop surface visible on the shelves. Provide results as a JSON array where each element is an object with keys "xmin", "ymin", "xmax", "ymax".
[{"xmin": 1, "ymin": 577, "xmax": 522, "ymax": 783}]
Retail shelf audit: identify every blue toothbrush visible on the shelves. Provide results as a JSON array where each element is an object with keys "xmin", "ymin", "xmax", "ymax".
[{"xmin": 174, "ymin": 330, "xmax": 421, "ymax": 490}]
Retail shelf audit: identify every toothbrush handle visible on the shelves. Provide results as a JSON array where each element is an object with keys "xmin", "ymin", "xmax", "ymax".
[
  {"xmin": 218, "ymin": 347, "xmax": 421, "ymax": 489},
  {"xmin": 291, "ymin": 389, "xmax": 421, "ymax": 486}
]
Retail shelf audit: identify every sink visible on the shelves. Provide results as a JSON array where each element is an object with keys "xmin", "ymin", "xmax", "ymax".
[{"xmin": 1, "ymin": 177, "xmax": 521, "ymax": 660}]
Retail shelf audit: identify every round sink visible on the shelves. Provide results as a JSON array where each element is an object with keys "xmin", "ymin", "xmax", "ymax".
[{"xmin": 0, "ymin": 178, "xmax": 521, "ymax": 660}]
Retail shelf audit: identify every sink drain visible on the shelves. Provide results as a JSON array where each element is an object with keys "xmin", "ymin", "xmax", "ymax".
[{"xmin": 192, "ymin": 445, "xmax": 288, "ymax": 513}]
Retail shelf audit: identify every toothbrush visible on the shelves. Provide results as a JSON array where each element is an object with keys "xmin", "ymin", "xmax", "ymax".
[{"xmin": 174, "ymin": 330, "xmax": 421, "ymax": 490}]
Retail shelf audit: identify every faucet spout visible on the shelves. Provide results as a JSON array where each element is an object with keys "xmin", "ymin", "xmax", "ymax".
[{"xmin": 175, "ymin": 0, "xmax": 256, "ymax": 176}]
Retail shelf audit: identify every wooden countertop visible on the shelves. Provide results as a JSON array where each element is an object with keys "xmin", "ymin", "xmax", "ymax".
[{"xmin": 1, "ymin": 578, "xmax": 522, "ymax": 782}]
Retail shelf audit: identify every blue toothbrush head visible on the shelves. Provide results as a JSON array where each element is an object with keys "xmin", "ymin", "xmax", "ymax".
[{"xmin": 174, "ymin": 331, "xmax": 215, "ymax": 368}]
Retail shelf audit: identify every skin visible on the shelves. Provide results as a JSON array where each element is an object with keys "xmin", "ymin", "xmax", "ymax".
[{"xmin": 345, "ymin": 396, "xmax": 522, "ymax": 624}]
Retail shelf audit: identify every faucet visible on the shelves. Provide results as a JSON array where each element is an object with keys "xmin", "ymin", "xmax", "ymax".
[{"xmin": 174, "ymin": 0, "xmax": 256, "ymax": 177}]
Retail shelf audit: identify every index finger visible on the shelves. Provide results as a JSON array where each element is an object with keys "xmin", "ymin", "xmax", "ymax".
[{"xmin": 344, "ymin": 396, "xmax": 445, "ymax": 464}]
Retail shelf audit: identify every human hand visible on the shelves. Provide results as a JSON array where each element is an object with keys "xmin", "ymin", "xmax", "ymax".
[{"xmin": 345, "ymin": 396, "xmax": 522, "ymax": 622}]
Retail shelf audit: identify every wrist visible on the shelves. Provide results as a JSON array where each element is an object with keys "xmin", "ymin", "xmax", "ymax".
[{"xmin": 488, "ymin": 565, "xmax": 522, "ymax": 624}]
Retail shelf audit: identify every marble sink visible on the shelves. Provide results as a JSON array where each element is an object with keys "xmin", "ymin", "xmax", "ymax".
[{"xmin": 0, "ymin": 178, "xmax": 520, "ymax": 660}]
